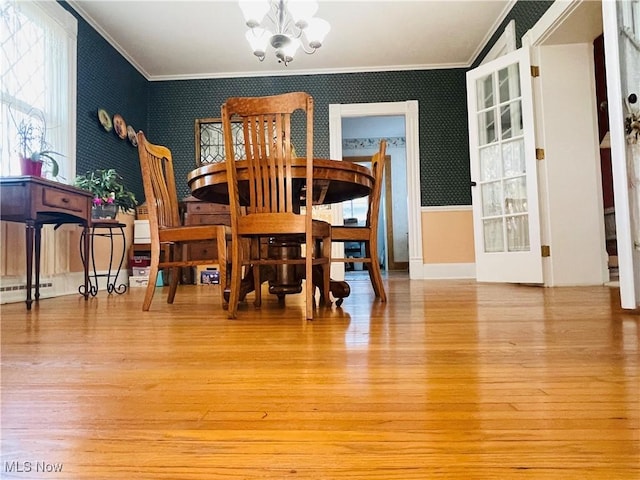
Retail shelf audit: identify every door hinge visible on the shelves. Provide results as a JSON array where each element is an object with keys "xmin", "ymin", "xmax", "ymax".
[
  {"xmin": 531, "ymin": 65, "xmax": 540, "ymax": 77},
  {"xmin": 541, "ymin": 245, "xmax": 551, "ymax": 257},
  {"xmin": 536, "ymin": 148, "xmax": 545, "ymax": 160}
]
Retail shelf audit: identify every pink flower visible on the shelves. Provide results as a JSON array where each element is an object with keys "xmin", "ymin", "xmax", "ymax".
[
  {"xmin": 92, "ymin": 197, "xmax": 103, "ymax": 206},
  {"xmin": 105, "ymin": 196, "xmax": 114, "ymax": 204}
]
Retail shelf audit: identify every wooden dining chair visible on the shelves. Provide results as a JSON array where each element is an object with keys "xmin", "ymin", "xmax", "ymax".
[
  {"xmin": 221, "ymin": 92, "xmax": 331, "ymax": 320},
  {"xmin": 331, "ymin": 140, "xmax": 387, "ymax": 302},
  {"xmin": 136, "ymin": 130, "xmax": 229, "ymax": 311}
]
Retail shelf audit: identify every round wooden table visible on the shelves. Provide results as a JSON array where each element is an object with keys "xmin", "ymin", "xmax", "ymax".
[
  {"xmin": 187, "ymin": 158, "xmax": 375, "ymax": 305},
  {"xmin": 187, "ymin": 158, "xmax": 374, "ymax": 207}
]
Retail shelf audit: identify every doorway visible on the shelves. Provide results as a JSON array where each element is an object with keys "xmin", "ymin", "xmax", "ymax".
[
  {"xmin": 341, "ymin": 115, "xmax": 409, "ymax": 273},
  {"xmin": 329, "ymin": 101, "xmax": 422, "ymax": 281},
  {"xmin": 523, "ymin": 0, "xmax": 612, "ymax": 286}
]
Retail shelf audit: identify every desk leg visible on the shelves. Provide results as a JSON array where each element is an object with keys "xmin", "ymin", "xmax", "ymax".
[
  {"xmin": 90, "ymin": 227, "xmax": 99, "ymax": 295},
  {"xmin": 83, "ymin": 224, "xmax": 90, "ymax": 300},
  {"xmin": 24, "ymin": 221, "xmax": 35, "ymax": 310},
  {"xmin": 34, "ymin": 223, "xmax": 42, "ymax": 302},
  {"xmin": 78, "ymin": 226, "xmax": 91, "ymax": 298}
]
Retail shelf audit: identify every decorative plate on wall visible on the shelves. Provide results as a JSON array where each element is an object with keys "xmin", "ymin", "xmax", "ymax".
[
  {"xmin": 127, "ymin": 125, "xmax": 138, "ymax": 147},
  {"xmin": 113, "ymin": 113, "xmax": 127, "ymax": 139},
  {"xmin": 98, "ymin": 108, "xmax": 112, "ymax": 132}
]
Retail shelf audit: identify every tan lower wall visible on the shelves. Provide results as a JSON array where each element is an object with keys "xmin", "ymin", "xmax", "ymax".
[
  {"xmin": 421, "ymin": 208, "xmax": 475, "ymax": 264},
  {"xmin": 1, "ymin": 212, "xmax": 135, "ymax": 278},
  {"xmin": 3, "ymin": 207, "xmax": 473, "ymax": 285}
]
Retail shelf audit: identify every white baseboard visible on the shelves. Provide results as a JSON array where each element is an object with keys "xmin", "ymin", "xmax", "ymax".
[
  {"xmin": 0, "ymin": 270, "xmax": 129, "ymax": 304},
  {"xmin": 420, "ymin": 262, "xmax": 476, "ymax": 280}
]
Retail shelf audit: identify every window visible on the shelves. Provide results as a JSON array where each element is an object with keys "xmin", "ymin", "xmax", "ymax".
[
  {"xmin": 1, "ymin": 0, "xmax": 77, "ymax": 181},
  {"xmin": 621, "ymin": 0, "xmax": 640, "ymax": 50}
]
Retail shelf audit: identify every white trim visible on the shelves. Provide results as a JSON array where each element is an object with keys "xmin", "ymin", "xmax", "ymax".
[
  {"xmin": 421, "ymin": 205, "xmax": 472, "ymax": 212},
  {"xmin": 33, "ymin": 1, "xmax": 77, "ymax": 33},
  {"xmin": 329, "ymin": 101, "xmax": 422, "ymax": 280},
  {"xmin": 422, "ymin": 262, "xmax": 476, "ymax": 280},
  {"xmin": 602, "ymin": 0, "xmax": 637, "ymax": 308},
  {"xmin": 0, "ymin": 272, "xmax": 81, "ymax": 304},
  {"xmin": 481, "ymin": 19, "xmax": 516, "ymax": 65},
  {"xmin": 149, "ymin": 63, "xmax": 468, "ymax": 82},
  {"xmin": 522, "ymin": 0, "xmax": 584, "ymax": 48},
  {"xmin": 0, "ymin": 270, "xmax": 130, "ymax": 305}
]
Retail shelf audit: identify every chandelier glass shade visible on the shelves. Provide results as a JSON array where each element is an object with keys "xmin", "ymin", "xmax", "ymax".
[{"xmin": 239, "ymin": 0, "xmax": 330, "ymax": 66}]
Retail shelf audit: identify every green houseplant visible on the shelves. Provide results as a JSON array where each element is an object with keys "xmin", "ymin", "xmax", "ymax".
[
  {"xmin": 16, "ymin": 118, "xmax": 63, "ymax": 178},
  {"xmin": 74, "ymin": 168, "xmax": 137, "ymax": 219}
]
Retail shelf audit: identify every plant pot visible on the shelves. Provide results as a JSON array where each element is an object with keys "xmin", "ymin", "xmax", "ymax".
[
  {"xmin": 92, "ymin": 204, "xmax": 118, "ymax": 219},
  {"xmin": 20, "ymin": 157, "xmax": 43, "ymax": 177}
]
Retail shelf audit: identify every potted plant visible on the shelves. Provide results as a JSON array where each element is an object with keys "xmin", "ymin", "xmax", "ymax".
[
  {"xmin": 74, "ymin": 168, "xmax": 138, "ymax": 219},
  {"xmin": 15, "ymin": 118, "xmax": 63, "ymax": 178}
]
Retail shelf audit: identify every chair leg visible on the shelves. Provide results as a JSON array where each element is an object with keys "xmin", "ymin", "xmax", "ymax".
[
  {"xmin": 227, "ymin": 236, "xmax": 241, "ymax": 319},
  {"xmin": 217, "ymin": 226, "xmax": 228, "ymax": 309},
  {"xmin": 305, "ymin": 255, "xmax": 314, "ymax": 320},
  {"xmin": 142, "ymin": 255, "xmax": 159, "ymax": 311},
  {"xmin": 365, "ymin": 240, "xmax": 387, "ymax": 302},
  {"xmin": 251, "ymin": 239, "xmax": 262, "ymax": 308},
  {"xmin": 322, "ymin": 236, "xmax": 331, "ymax": 306},
  {"xmin": 166, "ymin": 266, "xmax": 180, "ymax": 304},
  {"xmin": 253, "ymin": 265, "xmax": 262, "ymax": 307}
]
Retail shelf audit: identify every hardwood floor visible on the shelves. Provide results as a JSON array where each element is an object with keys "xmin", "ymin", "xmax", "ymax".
[{"xmin": 1, "ymin": 276, "xmax": 638, "ymax": 479}]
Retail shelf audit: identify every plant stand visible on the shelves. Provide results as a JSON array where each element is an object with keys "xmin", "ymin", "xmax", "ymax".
[
  {"xmin": 78, "ymin": 220, "xmax": 127, "ymax": 296},
  {"xmin": 91, "ymin": 204, "xmax": 118, "ymax": 220}
]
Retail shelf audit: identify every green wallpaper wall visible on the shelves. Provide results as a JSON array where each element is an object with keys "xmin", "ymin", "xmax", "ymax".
[
  {"xmin": 147, "ymin": 69, "xmax": 469, "ymax": 204},
  {"xmin": 61, "ymin": 1, "xmax": 148, "ymax": 204},
  {"xmin": 64, "ymin": 0, "xmax": 554, "ymax": 208}
]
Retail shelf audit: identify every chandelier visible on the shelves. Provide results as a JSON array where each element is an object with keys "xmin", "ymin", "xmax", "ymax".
[{"xmin": 239, "ymin": 0, "xmax": 331, "ymax": 66}]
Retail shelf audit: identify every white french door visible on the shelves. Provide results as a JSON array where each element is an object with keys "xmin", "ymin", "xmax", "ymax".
[
  {"xmin": 466, "ymin": 48, "xmax": 543, "ymax": 283},
  {"xmin": 603, "ymin": 0, "xmax": 640, "ymax": 309}
]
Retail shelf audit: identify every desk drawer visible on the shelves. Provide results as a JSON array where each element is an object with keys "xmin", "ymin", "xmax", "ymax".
[
  {"xmin": 185, "ymin": 202, "xmax": 229, "ymax": 215},
  {"xmin": 187, "ymin": 214, "xmax": 230, "ymax": 226},
  {"xmin": 42, "ymin": 188, "xmax": 86, "ymax": 213},
  {"xmin": 188, "ymin": 241, "xmax": 220, "ymax": 261}
]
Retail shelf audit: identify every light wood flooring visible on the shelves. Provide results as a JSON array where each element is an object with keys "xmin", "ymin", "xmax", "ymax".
[{"xmin": 1, "ymin": 276, "xmax": 639, "ymax": 479}]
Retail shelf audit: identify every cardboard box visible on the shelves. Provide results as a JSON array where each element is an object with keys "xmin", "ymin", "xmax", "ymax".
[
  {"xmin": 132, "ymin": 266, "xmax": 150, "ymax": 277},
  {"xmin": 196, "ymin": 265, "xmax": 221, "ymax": 284},
  {"xmin": 131, "ymin": 255, "xmax": 151, "ymax": 267},
  {"xmin": 200, "ymin": 269, "xmax": 220, "ymax": 285},
  {"xmin": 129, "ymin": 276, "xmax": 149, "ymax": 288},
  {"xmin": 134, "ymin": 220, "xmax": 151, "ymax": 244}
]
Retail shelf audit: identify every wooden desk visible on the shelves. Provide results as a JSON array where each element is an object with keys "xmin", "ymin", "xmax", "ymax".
[
  {"xmin": 0, "ymin": 176, "xmax": 92, "ymax": 309},
  {"xmin": 187, "ymin": 159, "xmax": 374, "ymax": 304}
]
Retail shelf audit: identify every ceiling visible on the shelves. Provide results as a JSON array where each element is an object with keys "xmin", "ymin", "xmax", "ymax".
[{"xmin": 66, "ymin": 0, "xmax": 515, "ymax": 81}]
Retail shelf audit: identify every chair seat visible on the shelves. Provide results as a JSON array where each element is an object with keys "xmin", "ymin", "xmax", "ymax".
[
  {"xmin": 331, "ymin": 225, "xmax": 370, "ymax": 242},
  {"xmin": 238, "ymin": 214, "xmax": 330, "ymax": 237},
  {"xmin": 159, "ymin": 224, "xmax": 230, "ymax": 243}
]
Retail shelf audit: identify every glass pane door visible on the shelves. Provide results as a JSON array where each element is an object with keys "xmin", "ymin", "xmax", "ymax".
[{"xmin": 467, "ymin": 47, "xmax": 543, "ymax": 283}]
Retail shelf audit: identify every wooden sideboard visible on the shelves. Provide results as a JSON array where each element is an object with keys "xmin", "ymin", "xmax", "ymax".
[
  {"xmin": 180, "ymin": 195, "xmax": 230, "ymax": 284},
  {"xmin": 0, "ymin": 176, "xmax": 92, "ymax": 309}
]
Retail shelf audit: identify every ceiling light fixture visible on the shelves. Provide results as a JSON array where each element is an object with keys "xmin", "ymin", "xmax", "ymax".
[{"xmin": 239, "ymin": 0, "xmax": 330, "ymax": 66}]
